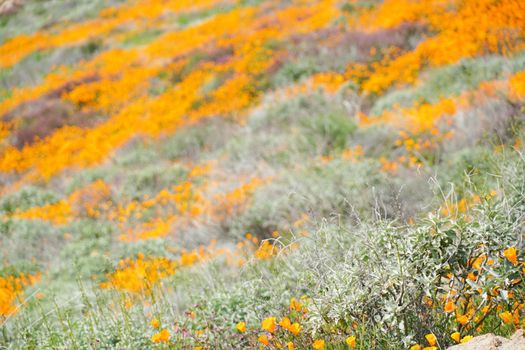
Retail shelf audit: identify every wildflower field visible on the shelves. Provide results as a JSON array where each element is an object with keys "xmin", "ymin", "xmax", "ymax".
[{"xmin": 0, "ymin": 0, "xmax": 525, "ymax": 348}]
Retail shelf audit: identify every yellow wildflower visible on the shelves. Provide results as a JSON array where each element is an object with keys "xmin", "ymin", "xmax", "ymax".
[
  {"xmin": 461, "ymin": 336, "xmax": 473, "ymax": 343},
  {"xmin": 504, "ymin": 247, "xmax": 518, "ymax": 265},
  {"xmin": 451, "ymin": 332, "xmax": 460, "ymax": 342},
  {"xmin": 346, "ymin": 335, "xmax": 356, "ymax": 348},
  {"xmin": 261, "ymin": 317, "xmax": 276, "ymax": 333},
  {"xmin": 288, "ymin": 322, "xmax": 301, "ymax": 336},
  {"xmin": 279, "ymin": 317, "xmax": 291, "ymax": 329},
  {"xmin": 290, "ymin": 298, "xmax": 301, "ymax": 312},
  {"xmin": 456, "ymin": 314, "xmax": 469, "ymax": 325},
  {"xmin": 312, "ymin": 339, "xmax": 325, "ymax": 350},
  {"xmin": 499, "ymin": 311, "xmax": 513, "ymax": 324},
  {"xmin": 425, "ymin": 333, "xmax": 437, "ymax": 346},
  {"xmin": 258, "ymin": 334, "xmax": 269, "ymax": 346},
  {"xmin": 444, "ymin": 301, "xmax": 456, "ymax": 313},
  {"xmin": 151, "ymin": 329, "xmax": 170, "ymax": 343},
  {"xmin": 236, "ymin": 321, "xmax": 246, "ymax": 333},
  {"xmin": 151, "ymin": 318, "xmax": 160, "ymax": 329}
]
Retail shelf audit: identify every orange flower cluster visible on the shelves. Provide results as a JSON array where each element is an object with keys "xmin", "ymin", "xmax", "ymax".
[
  {"xmin": 113, "ymin": 174, "xmax": 266, "ymax": 241},
  {"xmin": 102, "ymin": 233, "xmax": 285, "ymax": 293},
  {"xmin": 0, "ymin": 0, "xmax": 231, "ymax": 69},
  {"xmin": 341, "ymin": 145, "xmax": 364, "ymax": 161},
  {"xmin": 100, "ymin": 254, "xmax": 177, "ymax": 293},
  {"xmin": 118, "ymin": 216, "xmax": 177, "ymax": 242},
  {"xmin": 0, "ymin": 0, "xmax": 339, "ymax": 183},
  {"xmin": 509, "ymin": 70, "xmax": 525, "ymax": 101},
  {"xmin": 113, "ymin": 181, "xmax": 206, "ymax": 241},
  {"xmin": 0, "ymin": 121, "xmax": 15, "ymax": 147},
  {"xmin": 364, "ymin": 97, "xmax": 457, "ymax": 173},
  {"xmin": 68, "ymin": 180, "xmax": 113, "ymax": 217},
  {"xmin": 308, "ymin": 72, "xmax": 346, "ymax": 93},
  {"xmin": 440, "ymin": 193, "xmax": 485, "ymax": 217},
  {"xmin": 245, "ymin": 297, "xmax": 356, "ymax": 349},
  {"xmin": 151, "ymin": 328, "xmax": 170, "ymax": 343},
  {"xmin": 0, "ymin": 272, "xmax": 41, "ymax": 317},
  {"xmin": 176, "ymin": 234, "xmax": 283, "ymax": 267},
  {"xmin": 13, "ymin": 161, "xmax": 268, "ymax": 248},
  {"xmin": 357, "ymin": 0, "xmax": 451, "ymax": 31},
  {"xmin": 379, "ymin": 155, "xmax": 421, "ymax": 174},
  {"xmin": 423, "ymin": 244, "xmax": 525, "ymax": 346},
  {"xmin": 254, "ymin": 240, "xmax": 277, "ymax": 260},
  {"xmin": 15, "ymin": 180, "xmax": 111, "ymax": 224},
  {"xmin": 14, "ymin": 199, "xmax": 72, "ymax": 225},
  {"xmin": 353, "ymin": 0, "xmax": 525, "ymax": 93},
  {"xmin": 212, "ymin": 177, "xmax": 267, "ymax": 220},
  {"xmin": 361, "ymin": 78, "xmax": 507, "ymax": 173},
  {"xmin": 0, "ymin": 69, "xmax": 209, "ymax": 181},
  {"xmin": 256, "ymin": 298, "xmax": 308, "ymax": 348}
]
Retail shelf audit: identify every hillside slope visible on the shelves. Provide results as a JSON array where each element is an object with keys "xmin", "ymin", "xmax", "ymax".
[{"xmin": 0, "ymin": 0, "xmax": 525, "ymax": 349}]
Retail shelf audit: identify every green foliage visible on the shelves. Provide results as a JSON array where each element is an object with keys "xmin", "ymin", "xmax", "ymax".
[
  {"xmin": 273, "ymin": 60, "xmax": 322, "ymax": 86},
  {"xmin": 176, "ymin": 4, "xmax": 236, "ymax": 27},
  {"xmin": 0, "ymin": 219, "xmax": 62, "ymax": 271},
  {"xmin": 230, "ymin": 159, "xmax": 384, "ymax": 237},
  {"xmin": 158, "ymin": 120, "xmax": 233, "ymax": 161},
  {"xmin": 121, "ymin": 30, "xmax": 162, "ymax": 47},
  {"xmin": 120, "ymin": 163, "xmax": 188, "ymax": 198},
  {"xmin": 0, "ymin": 186, "xmax": 58, "ymax": 214},
  {"xmin": 58, "ymin": 220, "xmax": 113, "ymax": 279},
  {"xmin": 300, "ymin": 112, "xmax": 356, "ymax": 154},
  {"xmin": 80, "ymin": 39, "xmax": 103, "ymax": 55}
]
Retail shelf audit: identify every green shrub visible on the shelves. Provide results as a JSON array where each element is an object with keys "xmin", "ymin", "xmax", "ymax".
[{"xmin": 0, "ymin": 186, "xmax": 58, "ymax": 214}]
